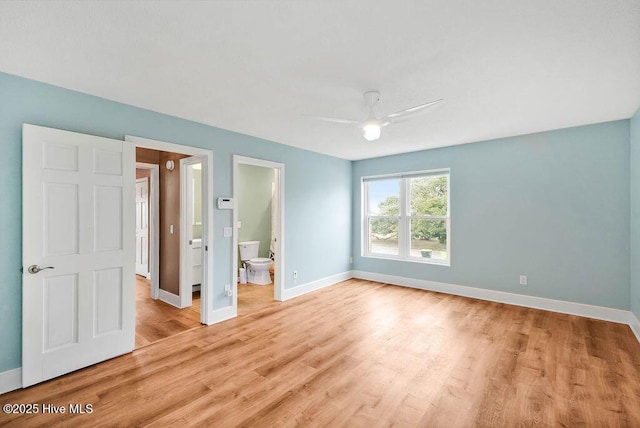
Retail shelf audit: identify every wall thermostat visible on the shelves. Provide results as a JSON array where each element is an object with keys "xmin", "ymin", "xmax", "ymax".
[{"xmin": 217, "ymin": 197, "xmax": 233, "ymax": 209}]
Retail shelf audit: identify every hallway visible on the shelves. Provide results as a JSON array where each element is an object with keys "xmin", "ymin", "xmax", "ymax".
[{"xmin": 135, "ymin": 276, "xmax": 201, "ymax": 348}]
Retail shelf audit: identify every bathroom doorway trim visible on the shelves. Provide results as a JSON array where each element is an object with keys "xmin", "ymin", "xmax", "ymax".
[{"xmin": 232, "ymin": 155, "xmax": 285, "ymax": 313}]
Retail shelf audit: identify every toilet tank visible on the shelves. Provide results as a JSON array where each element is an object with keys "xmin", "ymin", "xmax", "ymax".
[{"xmin": 239, "ymin": 241, "xmax": 260, "ymax": 261}]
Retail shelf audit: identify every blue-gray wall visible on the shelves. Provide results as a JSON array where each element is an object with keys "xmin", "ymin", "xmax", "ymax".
[
  {"xmin": 0, "ymin": 72, "xmax": 352, "ymax": 373},
  {"xmin": 631, "ymin": 106, "xmax": 640, "ymax": 320},
  {"xmin": 353, "ymin": 121, "xmax": 631, "ymax": 310},
  {"xmin": 238, "ymin": 164, "xmax": 273, "ymax": 258},
  {"xmin": 1, "ymin": 70, "xmax": 636, "ymax": 375}
]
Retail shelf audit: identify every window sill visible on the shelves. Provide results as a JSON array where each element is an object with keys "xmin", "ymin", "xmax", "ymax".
[{"xmin": 362, "ymin": 253, "xmax": 450, "ymax": 267}]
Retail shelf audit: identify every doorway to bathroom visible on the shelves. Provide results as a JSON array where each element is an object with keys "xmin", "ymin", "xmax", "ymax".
[{"xmin": 232, "ymin": 156, "xmax": 284, "ymax": 316}]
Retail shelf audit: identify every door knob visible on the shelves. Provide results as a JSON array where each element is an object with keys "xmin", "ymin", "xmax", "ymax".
[{"xmin": 27, "ymin": 265, "xmax": 55, "ymax": 274}]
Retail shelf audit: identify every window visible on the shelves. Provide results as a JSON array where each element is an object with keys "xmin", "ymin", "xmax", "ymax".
[{"xmin": 363, "ymin": 169, "xmax": 450, "ymax": 265}]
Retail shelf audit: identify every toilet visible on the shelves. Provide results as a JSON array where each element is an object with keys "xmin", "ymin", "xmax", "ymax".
[{"xmin": 239, "ymin": 241, "xmax": 272, "ymax": 285}]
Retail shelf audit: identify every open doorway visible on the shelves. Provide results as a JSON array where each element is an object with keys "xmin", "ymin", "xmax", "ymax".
[
  {"xmin": 232, "ymin": 156, "xmax": 284, "ymax": 316},
  {"xmin": 127, "ymin": 135, "xmax": 215, "ymax": 348},
  {"xmin": 133, "ymin": 149, "xmax": 201, "ymax": 348}
]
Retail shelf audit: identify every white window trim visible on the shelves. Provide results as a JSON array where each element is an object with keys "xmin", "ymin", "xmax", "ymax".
[{"xmin": 361, "ymin": 168, "xmax": 451, "ymax": 266}]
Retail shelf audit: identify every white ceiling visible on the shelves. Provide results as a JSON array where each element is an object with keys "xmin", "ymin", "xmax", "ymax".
[{"xmin": 1, "ymin": 1, "xmax": 639, "ymax": 160}]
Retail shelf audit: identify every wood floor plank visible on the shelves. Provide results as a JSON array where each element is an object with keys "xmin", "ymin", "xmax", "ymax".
[
  {"xmin": 2, "ymin": 279, "xmax": 640, "ymax": 426},
  {"xmin": 135, "ymin": 276, "xmax": 202, "ymax": 348}
]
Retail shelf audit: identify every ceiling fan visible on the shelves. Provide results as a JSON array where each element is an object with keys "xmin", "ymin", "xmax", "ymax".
[{"xmin": 306, "ymin": 91, "xmax": 443, "ymax": 141}]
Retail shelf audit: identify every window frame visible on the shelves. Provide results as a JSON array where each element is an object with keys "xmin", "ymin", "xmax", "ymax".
[{"xmin": 362, "ymin": 168, "xmax": 451, "ymax": 266}]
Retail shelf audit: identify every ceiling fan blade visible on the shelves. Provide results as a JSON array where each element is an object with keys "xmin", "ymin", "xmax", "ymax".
[
  {"xmin": 384, "ymin": 99, "xmax": 444, "ymax": 120},
  {"xmin": 304, "ymin": 114, "xmax": 360, "ymax": 125}
]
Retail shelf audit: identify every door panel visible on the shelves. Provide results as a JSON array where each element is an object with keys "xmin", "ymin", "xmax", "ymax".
[
  {"xmin": 94, "ymin": 267, "xmax": 123, "ymax": 336},
  {"xmin": 94, "ymin": 149, "xmax": 123, "ymax": 175},
  {"xmin": 95, "ymin": 185, "xmax": 123, "ymax": 251},
  {"xmin": 44, "ymin": 143, "xmax": 78, "ymax": 171},
  {"xmin": 22, "ymin": 124, "xmax": 135, "ymax": 387},
  {"xmin": 43, "ymin": 274, "xmax": 78, "ymax": 351},
  {"xmin": 44, "ymin": 183, "xmax": 79, "ymax": 256}
]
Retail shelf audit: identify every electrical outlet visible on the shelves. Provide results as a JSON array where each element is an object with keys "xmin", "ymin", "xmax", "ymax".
[
  {"xmin": 293, "ymin": 271, "xmax": 298, "ymax": 280},
  {"xmin": 224, "ymin": 284, "xmax": 233, "ymax": 297},
  {"xmin": 349, "ymin": 257, "xmax": 353, "ymax": 264},
  {"xmin": 223, "ymin": 227, "xmax": 232, "ymax": 237},
  {"xmin": 519, "ymin": 275, "xmax": 527, "ymax": 285}
]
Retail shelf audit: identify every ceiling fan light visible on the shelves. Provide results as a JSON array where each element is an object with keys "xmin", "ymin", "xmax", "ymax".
[{"xmin": 363, "ymin": 123, "xmax": 381, "ymax": 141}]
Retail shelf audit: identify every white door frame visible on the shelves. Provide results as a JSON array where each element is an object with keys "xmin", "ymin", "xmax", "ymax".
[
  {"xmin": 126, "ymin": 135, "xmax": 214, "ymax": 325},
  {"xmin": 179, "ymin": 156, "xmax": 203, "ymax": 308},
  {"xmin": 135, "ymin": 162, "xmax": 159, "ymax": 299},
  {"xmin": 232, "ymin": 155, "xmax": 285, "ymax": 314}
]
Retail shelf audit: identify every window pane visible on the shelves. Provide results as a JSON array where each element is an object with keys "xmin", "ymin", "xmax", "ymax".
[
  {"xmin": 410, "ymin": 219, "xmax": 447, "ymax": 260},
  {"xmin": 410, "ymin": 175, "xmax": 448, "ymax": 216},
  {"xmin": 369, "ymin": 217, "xmax": 399, "ymax": 255},
  {"xmin": 368, "ymin": 179, "xmax": 400, "ymax": 216}
]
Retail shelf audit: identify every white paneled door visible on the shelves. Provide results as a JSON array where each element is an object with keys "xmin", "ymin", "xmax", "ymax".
[
  {"xmin": 135, "ymin": 178, "xmax": 149, "ymax": 277},
  {"xmin": 22, "ymin": 124, "xmax": 135, "ymax": 387}
]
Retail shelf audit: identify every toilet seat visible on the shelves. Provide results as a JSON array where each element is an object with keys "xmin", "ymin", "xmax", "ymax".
[{"xmin": 249, "ymin": 258, "xmax": 271, "ymax": 264}]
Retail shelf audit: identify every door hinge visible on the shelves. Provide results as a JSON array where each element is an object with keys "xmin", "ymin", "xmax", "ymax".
[{"xmin": 205, "ymin": 245, "xmax": 208, "ymax": 251}]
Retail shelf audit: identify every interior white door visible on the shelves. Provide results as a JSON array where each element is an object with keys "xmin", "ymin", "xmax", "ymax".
[
  {"xmin": 186, "ymin": 163, "xmax": 203, "ymax": 286},
  {"xmin": 180, "ymin": 157, "xmax": 204, "ymax": 308},
  {"xmin": 22, "ymin": 124, "xmax": 135, "ymax": 387},
  {"xmin": 135, "ymin": 177, "xmax": 149, "ymax": 277}
]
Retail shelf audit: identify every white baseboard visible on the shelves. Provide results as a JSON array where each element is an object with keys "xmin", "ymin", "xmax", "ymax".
[
  {"xmin": 281, "ymin": 271, "xmax": 352, "ymax": 301},
  {"xmin": 353, "ymin": 270, "xmax": 631, "ymax": 324},
  {"xmin": 206, "ymin": 306, "xmax": 236, "ymax": 326},
  {"xmin": 0, "ymin": 367, "xmax": 22, "ymax": 395},
  {"xmin": 158, "ymin": 289, "xmax": 182, "ymax": 308},
  {"xmin": 629, "ymin": 312, "xmax": 640, "ymax": 343}
]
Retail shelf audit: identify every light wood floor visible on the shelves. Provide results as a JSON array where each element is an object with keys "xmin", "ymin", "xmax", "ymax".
[
  {"xmin": 238, "ymin": 281, "xmax": 274, "ymax": 316},
  {"xmin": 135, "ymin": 276, "xmax": 201, "ymax": 348},
  {"xmin": 135, "ymin": 275, "xmax": 273, "ymax": 348},
  {"xmin": 2, "ymin": 279, "xmax": 640, "ymax": 426}
]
